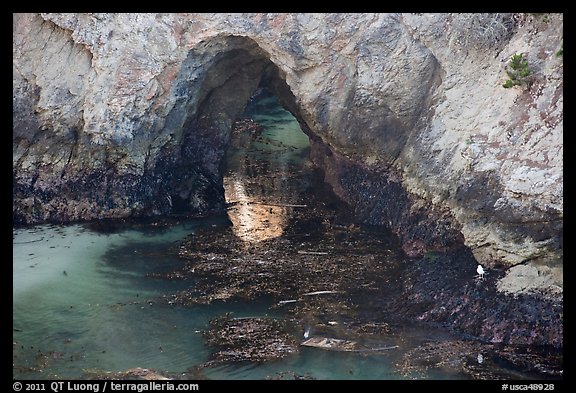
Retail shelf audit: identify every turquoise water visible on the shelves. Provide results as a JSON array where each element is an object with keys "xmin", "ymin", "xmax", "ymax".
[{"xmin": 13, "ymin": 221, "xmax": 216, "ymax": 378}]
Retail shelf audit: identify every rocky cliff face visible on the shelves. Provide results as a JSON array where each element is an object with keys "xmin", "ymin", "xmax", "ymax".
[{"xmin": 13, "ymin": 13, "xmax": 562, "ymax": 345}]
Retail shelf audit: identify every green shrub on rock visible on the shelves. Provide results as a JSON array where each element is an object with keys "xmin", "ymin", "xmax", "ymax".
[{"xmin": 503, "ymin": 53, "xmax": 532, "ymax": 88}]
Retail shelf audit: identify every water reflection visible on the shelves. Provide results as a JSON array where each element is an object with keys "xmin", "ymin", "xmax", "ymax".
[
  {"xmin": 223, "ymin": 91, "xmax": 310, "ymax": 243},
  {"xmin": 224, "ymin": 174, "xmax": 287, "ymax": 242}
]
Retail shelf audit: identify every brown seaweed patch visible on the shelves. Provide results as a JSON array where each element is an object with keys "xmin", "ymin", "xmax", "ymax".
[{"xmin": 202, "ymin": 316, "xmax": 299, "ymax": 364}]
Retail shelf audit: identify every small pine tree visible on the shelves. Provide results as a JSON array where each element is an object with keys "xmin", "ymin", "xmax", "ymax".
[{"xmin": 502, "ymin": 53, "xmax": 532, "ymax": 88}]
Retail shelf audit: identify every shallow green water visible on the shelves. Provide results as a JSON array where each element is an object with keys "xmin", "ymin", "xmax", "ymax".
[{"xmin": 13, "ymin": 221, "xmax": 216, "ymax": 378}]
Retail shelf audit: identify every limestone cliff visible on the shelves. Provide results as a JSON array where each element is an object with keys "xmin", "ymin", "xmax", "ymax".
[{"xmin": 13, "ymin": 13, "xmax": 562, "ymax": 320}]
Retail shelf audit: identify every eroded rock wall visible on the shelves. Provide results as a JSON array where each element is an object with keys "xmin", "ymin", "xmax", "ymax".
[
  {"xmin": 399, "ymin": 14, "xmax": 562, "ymax": 270},
  {"xmin": 13, "ymin": 13, "xmax": 562, "ymax": 289}
]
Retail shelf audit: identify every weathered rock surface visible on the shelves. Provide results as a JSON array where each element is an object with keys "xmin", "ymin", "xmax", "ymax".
[
  {"xmin": 13, "ymin": 14, "xmax": 562, "ymax": 297},
  {"xmin": 388, "ymin": 247, "xmax": 562, "ymax": 348}
]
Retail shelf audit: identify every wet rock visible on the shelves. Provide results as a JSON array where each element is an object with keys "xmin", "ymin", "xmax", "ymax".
[
  {"xmin": 202, "ymin": 316, "xmax": 299, "ymax": 364},
  {"xmin": 388, "ymin": 247, "xmax": 563, "ymax": 348},
  {"xmin": 161, "ymin": 174, "xmax": 561, "ymax": 349},
  {"xmin": 309, "ymin": 143, "xmax": 466, "ymax": 256},
  {"xmin": 395, "ymin": 339, "xmax": 562, "ymax": 380},
  {"xmin": 13, "ymin": 11, "xmax": 563, "ymax": 372}
]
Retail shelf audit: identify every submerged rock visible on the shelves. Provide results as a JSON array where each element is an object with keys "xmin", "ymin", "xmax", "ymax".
[
  {"xmin": 164, "ymin": 219, "xmax": 405, "ymax": 321},
  {"xmin": 266, "ymin": 371, "xmax": 316, "ymax": 380},
  {"xmin": 83, "ymin": 367, "xmax": 173, "ymax": 380}
]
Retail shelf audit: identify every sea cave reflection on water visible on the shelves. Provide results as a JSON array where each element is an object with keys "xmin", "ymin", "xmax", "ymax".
[
  {"xmin": 224, "ymin": 174, "xmax": 288, "ymax": 242},
  {"xmin": 223, "ymin": 90, "xmax": 311, "ymax": 242}
]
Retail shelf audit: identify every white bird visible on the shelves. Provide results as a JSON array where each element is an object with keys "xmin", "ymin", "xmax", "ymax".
[
  {"xmin": 477, "ymin": 264, "xmax": 485, "ymax": 279},
  {"xmin": 304, "ymin": 327, "xmax": 310, "ymax": 339}
]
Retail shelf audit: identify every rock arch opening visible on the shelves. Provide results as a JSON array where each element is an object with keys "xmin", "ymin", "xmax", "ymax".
[{"xmin": 154, "ymin": 35, "xmax": 313, "ymax": 221}]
